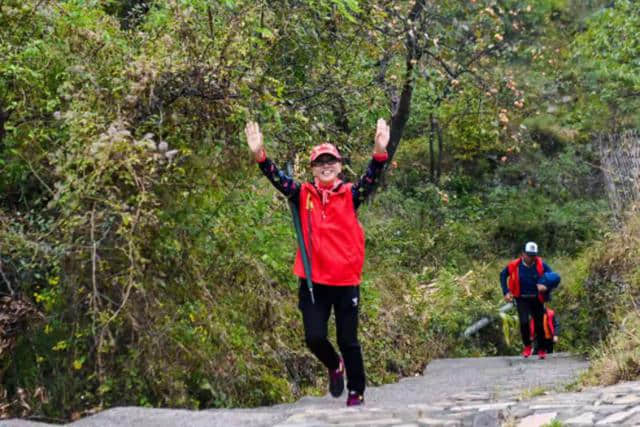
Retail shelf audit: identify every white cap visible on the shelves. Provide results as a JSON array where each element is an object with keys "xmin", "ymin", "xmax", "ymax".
[{"xmin": 524, "ymin": 241, "xmax": 538, "ymax": 255}]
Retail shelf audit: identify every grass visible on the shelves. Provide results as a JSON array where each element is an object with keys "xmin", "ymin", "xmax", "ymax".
[
  {"xmin": 518, "ymin": 386, "xmax": 547, "ymax": 400},
  {"xmin": 568, "ymin": 215, "xmax": 640, "ymax": 387}
]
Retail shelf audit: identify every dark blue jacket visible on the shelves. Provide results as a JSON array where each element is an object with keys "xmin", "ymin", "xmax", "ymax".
[{"xmin": 500, "ymin": 259, "xmax": 554, "ymax": 299}]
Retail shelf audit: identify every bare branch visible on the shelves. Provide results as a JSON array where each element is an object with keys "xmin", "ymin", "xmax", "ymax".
[
  {"xmin": 0, "ymin": 259, "xmax": 14, "ymax": 296},
  {"xmin": 422, "ymin": 49, "xmax": 457, "ymax": 78},
  {"xmin": 14, "ymin": 152, "xmax": 54, "ymax": 196}
]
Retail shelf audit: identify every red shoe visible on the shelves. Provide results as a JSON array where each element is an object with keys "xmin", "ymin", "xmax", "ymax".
[
  {"xmin": 346, "ymin": 390, "xmax": 364, "ymax": 406},
  {"xmin": 538, "ymin": 349, "xmax": 547, "ymax": 360},
  {"xmin": 522, "ymin": 345, "xmax": 532, "ymax": 358}
]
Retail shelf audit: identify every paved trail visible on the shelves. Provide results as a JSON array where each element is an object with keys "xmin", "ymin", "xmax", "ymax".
[{"xmin": 8, "ymin": 352, "xmax": 640, "ymax": 426}]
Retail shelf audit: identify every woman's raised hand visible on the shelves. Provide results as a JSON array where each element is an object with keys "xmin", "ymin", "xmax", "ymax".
[
  {"xmin": 244, "ymin": 121, "xmax": 264, "ymax": 160},
  {"xmin": 374, "ymin": 118, "xmax": 390, "ymax": 154}
]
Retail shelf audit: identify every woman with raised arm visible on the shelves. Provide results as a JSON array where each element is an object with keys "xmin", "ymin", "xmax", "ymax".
[{"xmin": 244, "ymin": 119, "xmax": 389, "ymax": 406}]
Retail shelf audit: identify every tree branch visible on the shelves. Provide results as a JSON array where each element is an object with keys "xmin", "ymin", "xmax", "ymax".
[{"xmin": 0, "ymin": 258, "xmax": 14, "ymax": 296}]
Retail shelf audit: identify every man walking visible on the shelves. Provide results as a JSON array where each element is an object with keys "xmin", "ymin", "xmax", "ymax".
[{"xmin": 500, "ymin": 242, "xmax": 560, "ymax": 359}]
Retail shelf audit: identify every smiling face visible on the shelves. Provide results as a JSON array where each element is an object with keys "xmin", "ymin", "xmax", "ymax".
[{"xmin": 311, "ymin": 154, "xmax": 342, "ymax": 184}]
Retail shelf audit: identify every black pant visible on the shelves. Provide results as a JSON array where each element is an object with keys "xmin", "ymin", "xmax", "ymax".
[
  {"xmin": 515, "ymin": 296, "xmax": 545, "ymax": 350},
  {"xmin": 298, "ymin": 280, "xmax": 365, "ymax": 394},
  {"xmin": 533, "ymin": 339, "xmax": 554, "ymax": 354}
]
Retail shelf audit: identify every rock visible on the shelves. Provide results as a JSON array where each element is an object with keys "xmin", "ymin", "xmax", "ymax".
[
  {"xmin": 582, "ymin": 404, "xmax": 629, "ymax": 414},
  {"xmin": 450, "ymin": 402, "xmax": 516, "ymax": 412},
  {"xmin": 471, "ymin": 411, "xmax": 499, "ymax": 427},
  {"xmin": 612, "ymin": 395, "xmax": 640, "ymax": 405},
  {"xmin": 509, "ymin": 407, "xmax": 534, "ymax": 418},
  {"xmin": 564, "ymin": 412, "xmax": 595, "ymax": 425},
  {"xmin": 595, "ymin": 406, "xmax": 640, "ymax": 425},
  {"xmin": 517, "ymin": 412, "xmax": 557, "ymax": 427},
  {"xmin": 165, "ymin": 149, "xmax": 179, "ymax": 160},
  {"xmin": 417, "ymin": 417, "xmax": 461, "ymax": 426}
]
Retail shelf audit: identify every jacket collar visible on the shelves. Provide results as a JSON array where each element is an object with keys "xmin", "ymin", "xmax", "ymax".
[{"xmin": 306, "ymin": 179, "xmax": 348, "ymax": 196}]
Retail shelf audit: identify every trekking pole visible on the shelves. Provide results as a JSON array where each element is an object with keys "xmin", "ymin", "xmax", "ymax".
[
  {"xmin": 463, "ymin": 302, "xmax": 514, "ymax": 337},
  {"xmin": 286, "ymin": 162, "xmax": 315, "ymax": 304}
]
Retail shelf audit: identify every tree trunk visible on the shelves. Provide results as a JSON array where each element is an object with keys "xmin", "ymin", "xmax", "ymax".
[
  {"xmin": 384, "ymin": 0, "xmax": 425, "ymax": 165},
  {"xmin": 429, "ymin": 113, "xmax": 435, "ymax": 182},
  {"xmin": 436, "ymin": 117, "xmax": 443, "ymax": 184},
  {"xmin": 367, "ymin": 0, "xmax": 425, "ymax": 201},
  {"xmin": 0, "ymin": 102, "xmax": 12, "ymax": 147},
  {"xmin": 386, "ymin": 67, "xmax": 415, "ymax": 165}
]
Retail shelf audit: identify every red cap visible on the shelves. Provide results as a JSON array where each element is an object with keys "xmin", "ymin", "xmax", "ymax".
[{"xmin": 310, "ymin": 143, "xmax": 341, "ymax": 162}]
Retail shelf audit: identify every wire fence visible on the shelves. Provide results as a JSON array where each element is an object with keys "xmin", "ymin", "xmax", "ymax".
[{"xmin": 599, "ymin": 130, "xmax": 640, "ymax": 223}]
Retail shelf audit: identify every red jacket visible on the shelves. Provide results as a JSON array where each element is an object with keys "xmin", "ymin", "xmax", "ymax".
[
  {"xmin": 293, "ymin": 182, "xmax": 365, "ymax": 286},
  {"xmin": 507, "ymin": 257, "xmax": 544, "ymax": 298},
  {"xmin": 530, "ymin": 308, "xmax": 556, "ymax": 339}
]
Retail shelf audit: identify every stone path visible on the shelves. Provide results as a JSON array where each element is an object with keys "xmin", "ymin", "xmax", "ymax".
[{"xmin": 6, "ymin": 352, "xmax": 640, "ymax": 426}]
